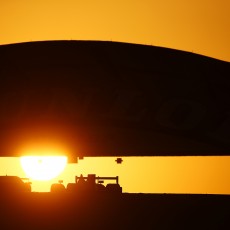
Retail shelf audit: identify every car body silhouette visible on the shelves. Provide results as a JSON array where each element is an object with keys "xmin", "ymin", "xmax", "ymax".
[{"xmin": 0, "ymin": 176, "xmax": 31, "ymax": 193}]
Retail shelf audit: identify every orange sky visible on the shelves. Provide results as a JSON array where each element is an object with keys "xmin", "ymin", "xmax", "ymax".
[
  {"xmin": 0, "ymin": 0, "xmax": 230, "ymax": 193},
  {"xmin": 1, "ymin": 156, "xmax": 230, "ymax": 194},
  {"xmin": 1, "ymin": 0, "xmax": 230, "ymax": 61}
]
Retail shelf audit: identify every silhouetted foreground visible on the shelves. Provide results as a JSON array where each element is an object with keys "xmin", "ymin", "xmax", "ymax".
[
  {"xmin": 0, "ymin": 41, "xmax": 230, "ymax": 157},
  {"xmin": 0, "ymin": 192, "xmax": 229, "ymax": 230},
  {"xmin": 0, "ymin": 176, "xmax": 31, "ymax": 192},
  {"xmin": 1, "ymin": 175, "xmax": 228, "ymax": 229}
]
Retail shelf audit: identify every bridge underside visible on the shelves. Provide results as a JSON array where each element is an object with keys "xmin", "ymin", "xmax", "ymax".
[{"xmin": 0, "ymin": 41, "xmax": 230, "ymax": 157}]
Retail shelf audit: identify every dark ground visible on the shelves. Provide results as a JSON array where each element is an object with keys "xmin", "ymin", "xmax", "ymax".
[{"xmin": 0, "ymin": 192, "xmax": 229, "ymax": 230}]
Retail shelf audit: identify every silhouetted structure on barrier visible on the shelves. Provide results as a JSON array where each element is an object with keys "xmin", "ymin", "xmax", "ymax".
[{"xmin": 50, "ymin": 180, "xmax": 66, "ymax": 193}]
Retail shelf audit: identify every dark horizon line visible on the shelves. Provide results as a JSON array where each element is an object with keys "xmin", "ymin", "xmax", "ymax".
[{"xmin": 1, "ymin": 39, "xmax": 229, "ymax": 63}]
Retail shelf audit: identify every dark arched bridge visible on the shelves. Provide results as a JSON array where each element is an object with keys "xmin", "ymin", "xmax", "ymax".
[{"xmin": 0, "ymin": 40, "xmax": 230, "ymax": 157}]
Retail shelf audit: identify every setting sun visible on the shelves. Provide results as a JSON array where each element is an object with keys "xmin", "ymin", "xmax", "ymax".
[{"xmin": 20, "ymin": 156, "xmax": 67, "ymax": 181}]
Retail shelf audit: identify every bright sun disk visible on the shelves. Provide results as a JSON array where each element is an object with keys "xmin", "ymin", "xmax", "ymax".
[{"xmin": 20, "ymin": 156, "xmax": 67, "ymax": 181}]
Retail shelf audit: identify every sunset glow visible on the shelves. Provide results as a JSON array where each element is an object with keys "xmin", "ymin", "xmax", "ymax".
[
  {"xmin": 20, "ymin": 156, "xmax": 67, "ymax": 181},
  {"xmin": 1, "ymin": 0, "xmax": 230, "ymax": 194}
]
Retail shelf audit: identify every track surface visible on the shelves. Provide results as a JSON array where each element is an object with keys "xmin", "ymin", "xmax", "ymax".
[{"xmin": 1, "ymin": 192, "xmax": 229, "ymax": 229}]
